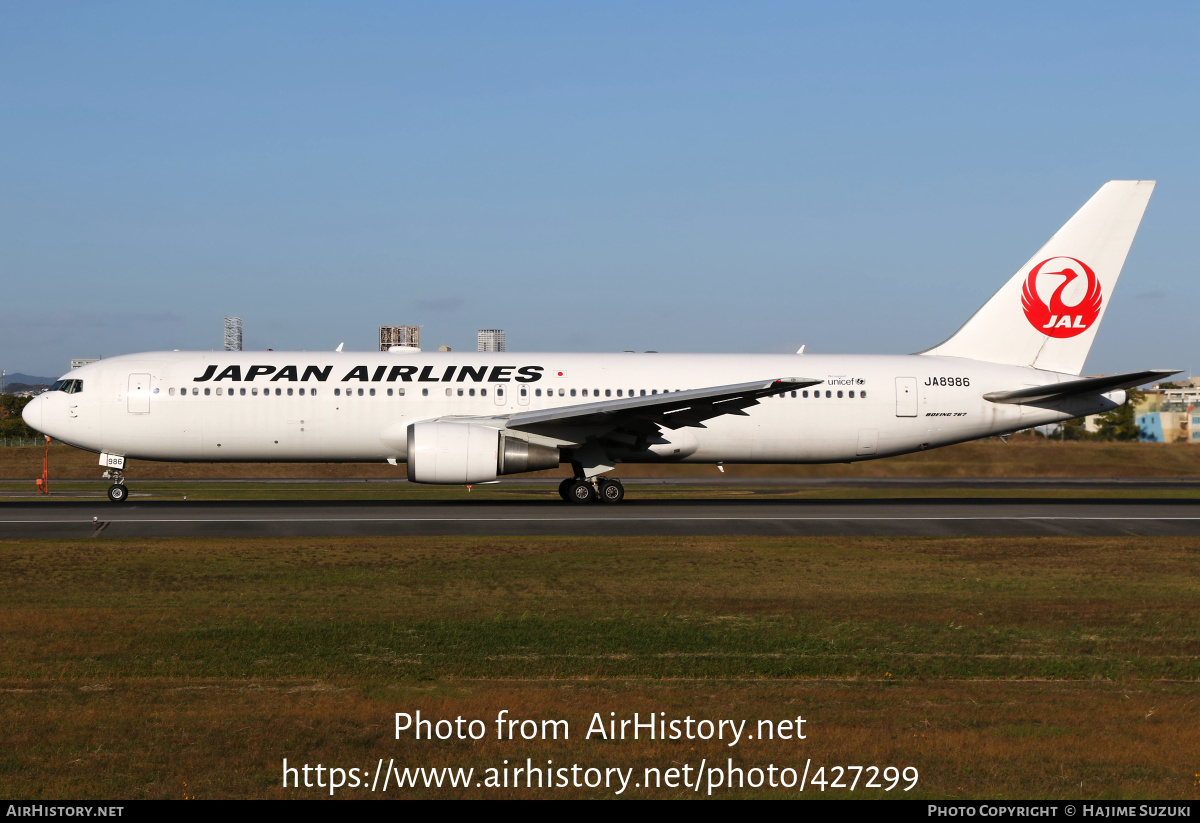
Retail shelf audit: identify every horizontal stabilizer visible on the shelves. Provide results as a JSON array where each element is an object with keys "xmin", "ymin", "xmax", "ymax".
[{"xmin": 983, "ymin": 369, "xmax": 1179, "ymax": 405}]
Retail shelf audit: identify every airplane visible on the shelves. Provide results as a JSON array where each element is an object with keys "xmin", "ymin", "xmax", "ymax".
[{"xmin": 23, "ymin": 180, "xmax": 1176, "ymax": 504}]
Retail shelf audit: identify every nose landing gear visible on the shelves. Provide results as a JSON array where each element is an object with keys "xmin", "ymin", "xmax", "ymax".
[
  {"xmin": 102, "ymin": 469, "xmax": 129, "ymax": 503},
  {"xmin": 557, "ymin": 476, "xmax": 625, "ymax": 504}
]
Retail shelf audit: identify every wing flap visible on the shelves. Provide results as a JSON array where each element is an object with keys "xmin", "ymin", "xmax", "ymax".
[{"xmin": 504, "ymin": 377, "xmax": 822, "ymax": 434}]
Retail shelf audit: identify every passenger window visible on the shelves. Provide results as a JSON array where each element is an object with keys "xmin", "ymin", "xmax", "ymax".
[
  {"xmin": 535, "ymin": 389, "xmax": 542, "ymax": 397},
  {"xmin": 422, "ymin": 388, "xmax": 428, "ymax": 396},
  {"xmin": 446, "ymin": 388, "xmax": 452, "ymax": 396},
  {"xmin": 169, "ymin": 388, "xmax": 175, "ymax": 396},
  {"xmin": 582, "ymin": 389, "xmax": 588, "ymax": 397},
  {"xmin": 790, "ymin": 391, "xmax": 796, "ymax": 398},
  {"xmin": 193, "ymin": 388, "xmax": 199, "ymax": 395},
  {"xmin": 861, "ymin": 390, "xmax": 867, "ymax": 399},
  {"xmin": 498, "ymin": 387, "xmax": 505, "ymax": 397},
  {"xmin": 334, "ymin": 388, "xmax": 341, "ymax": 396},
  {"xmin": 617, "ymin": 389, "xmax": 623, "ymax": 397},
  {"xmin": 802, "ymin": 390, "xmax": 808, "ymax": 398},
  {"xmin": 216, "ymin": 387, "xmax": 223, "ymax": 396},
  {"xmin": 849, "ymin": 390, "xmax": 855, "ymax": 398},
  {"xmin": 825, "ymin": 391, "xmax": 831, "ymax": 398},
  {"xmin": 299, "ymin": 388, "xmax": 305, "ymax": 396},
  {"xmin": 570, "ymin": 389, "xmax": 576, "ymax": 397},
  {"xmin": 469, "ymin": 388, "xmax": 475, "ymax": 396},
  {"xmin": 311, "ymin": 388, "xmax": 317, "ymax": 396},
  {"xmin": 640, "ymin": 389, "xmax": 646, "ymax": 396},
  {"xmin": 457, "ymin": 388, "xmax": 463, "ymax": 396},
  {"xmin": 606, "ymin": 389, "xmax": 612, "ymax": 397},
  {"xmin": 387, "ymin": 388, "xmax": 393, "ymax": 397},
  {"xmin": 240, "ymin": 388, "xmax": 246, "ymax": 396},
  {"xmin": 368, "ymin": 388, "xmax": 374, "ymax": 396},
  {"xmin": 651, "ymin": 389, "xmax": 657, "ymax": 395},
  {"xmin": 289, "ymin": 388, "xmax": 295, "ymax": 396},
  {"xmin": 272, "ymin": 388, "xmax": 279, "ymax": 396},
  {"xmin": 204, "ymin": 388, "xmax": 211, "ymax": 396},
  {"xmin": 481, "ymin": 389, "xmax": 486, "ymax": 396},
  {"xmin": 557, "ymin": 388, "xmax": 563, "ymax": 397}
]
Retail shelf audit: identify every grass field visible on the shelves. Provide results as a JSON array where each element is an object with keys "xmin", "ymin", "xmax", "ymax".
[
  {"xmin": 5, "ymin": 439, "xmax": 1200, "ymax": 483},
  {"xmin": 8, "ymin": 478, "xmax": 1200, "ymax": 505},
  {"xmin": 2, "ymin": 534, "xmax": 1198, "ymax": 799}
]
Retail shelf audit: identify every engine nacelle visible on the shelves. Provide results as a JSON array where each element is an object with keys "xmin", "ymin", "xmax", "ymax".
[{"xmin": 406, "ymin": 422, "xmax": 560, "ymax": 484}]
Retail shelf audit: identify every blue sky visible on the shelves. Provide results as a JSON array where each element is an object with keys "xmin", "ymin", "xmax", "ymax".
[{"xmin": 2, "ymin": 2, "xmax": 1197, "ymax": 378}]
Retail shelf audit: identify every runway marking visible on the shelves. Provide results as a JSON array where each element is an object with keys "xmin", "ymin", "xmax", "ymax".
[{"xmin": 7, "ymin": 516, "xmax": 1200, "ymax": 525}]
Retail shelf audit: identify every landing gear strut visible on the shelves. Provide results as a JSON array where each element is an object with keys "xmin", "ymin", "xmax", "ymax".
[
  {"xmin": 103, "ymin": 469, "xmax": 129, "ymax": 504},
  {"xmin": 557, "ymin": 476, "xmax": 625, "ymax": 504}
]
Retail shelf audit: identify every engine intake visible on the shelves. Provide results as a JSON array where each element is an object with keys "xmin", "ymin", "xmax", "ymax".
[{"xmin": 406, "ymin": 422, "xmax": 560, "ymax": 484}]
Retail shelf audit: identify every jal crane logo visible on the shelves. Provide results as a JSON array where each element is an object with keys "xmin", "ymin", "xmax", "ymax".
[{"xmin": 1021, "ymin": 256, "xmax": 1103, "ymax": 338}]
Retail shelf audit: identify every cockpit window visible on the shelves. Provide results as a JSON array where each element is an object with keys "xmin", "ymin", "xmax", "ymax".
[{"xmin": 49, "ymin": 379, "xmax": 83, "ymax": 394}]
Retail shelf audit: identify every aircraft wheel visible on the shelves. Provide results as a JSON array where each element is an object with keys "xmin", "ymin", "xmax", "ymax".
[
  {"xmin": 597, "ymin": 478, "xmax": 625, "ymax": 504},
  {"xmin": 566, "ymin": 479, "xmax": 596, "ymax": 504},
  {"xmin": 557, "ymin": 477, "xmax": 576, "ymax": 502},
  {"xmin": 107, "ymin": 484, "xmax": 129, "ymax": 503}
]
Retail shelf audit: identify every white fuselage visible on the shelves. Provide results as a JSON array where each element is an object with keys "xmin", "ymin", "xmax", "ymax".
[{"xmin": 25, "ymin": 350, "xmax": 1118, "ymax": 468}]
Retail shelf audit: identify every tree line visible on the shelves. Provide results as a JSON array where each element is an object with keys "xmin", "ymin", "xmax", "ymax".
[
  {"xmin": 0, "ymin": 395, "xmax": 40, "ymax": 440},
  {"xmin": 1054, "ymin": 388, "xmax": 1144, "ymax": 441}
]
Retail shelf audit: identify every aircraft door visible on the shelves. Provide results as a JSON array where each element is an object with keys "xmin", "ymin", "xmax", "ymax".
[
  {"xmin": 517, "ymin": 384, "xmax": 530, "ymax": 406},
  {"xmin": 493, "ymin": 384, "xmax": 507, "ymax": 406},
  {"xmin": 128, "ymin": 373, "xmax": 151, "ymax": 414},
  {"xmin": 895, "ymin": 377, "xmax": 917, "ymax": 417}
]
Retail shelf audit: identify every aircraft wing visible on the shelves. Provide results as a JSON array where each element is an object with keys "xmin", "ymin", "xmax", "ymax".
[
  {"xmin": 983, "ymin": 369, "xmax": 1179, "ymax": 405},
  {"xmin": 500, "ymin": 377, "xmax": 822, "ymax": 437}
]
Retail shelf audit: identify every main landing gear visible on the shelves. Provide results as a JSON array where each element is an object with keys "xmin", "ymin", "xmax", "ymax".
[
  {"xmin": 103, "ymin": 469, "xmax": 129, "ymax": 504},
  {"xmin": 557, "ymin": 477, "xmax": 625, "ymax": 504}
]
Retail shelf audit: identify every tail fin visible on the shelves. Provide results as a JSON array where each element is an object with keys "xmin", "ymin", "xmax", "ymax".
[{"xmin": 921, "ymin": 180, "xmax": 1155, "ymax": 375}]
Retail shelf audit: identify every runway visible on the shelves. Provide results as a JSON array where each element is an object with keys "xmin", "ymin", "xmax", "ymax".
[{"xmin": 5, "ymin": 495, "xmax": 1200, "ymax": 538}]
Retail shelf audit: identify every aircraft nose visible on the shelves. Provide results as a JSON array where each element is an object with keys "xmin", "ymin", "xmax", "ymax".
[{"xmin": 22, "ymin": 395, "xmax": 44, "ymax": 434}]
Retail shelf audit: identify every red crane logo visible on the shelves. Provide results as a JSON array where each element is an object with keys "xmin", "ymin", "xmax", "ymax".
[{"xmin": 1021, "ymin": 256, "xmax": 1103, "ymax": 338}]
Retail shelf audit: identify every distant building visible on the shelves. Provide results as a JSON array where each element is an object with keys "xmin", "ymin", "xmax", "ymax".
[
  {"xmin": 477, "ymin": 329, "xmax": 506, "ymax": 352},
  {"xmin": 380, "ymin": 326, "xmax": 420, "ymax": 351},
  {"xmin": 1134, "ymin": 380, "xmax": 1200, "ymax": 443},
  {"xmin": 224, "ymin": 316, "xmax": 243, "ymax": 351},
  {"xmin": 70, "ymin": 359, "xmax": 99, "ymax": 370}
]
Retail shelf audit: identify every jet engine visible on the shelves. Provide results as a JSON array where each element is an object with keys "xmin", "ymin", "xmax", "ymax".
[{"xmin": 406, "ymin": 421, "xmax": 560, "ymax": 484}]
